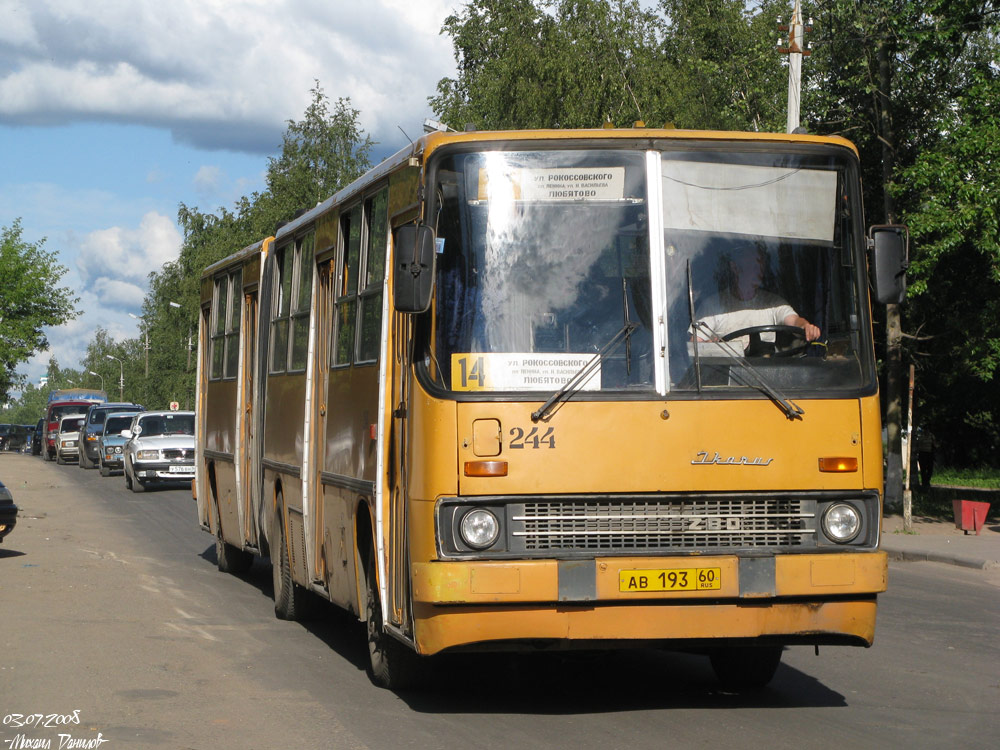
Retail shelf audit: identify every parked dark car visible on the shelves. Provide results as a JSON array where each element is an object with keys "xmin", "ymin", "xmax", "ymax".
[
  {"xmin": 0, "ymin": 478, "xmax": 17, "ymax": 542},
  {"xmin": 78, "ymin": 402, "xmax": 144, "ymax": 469},
  {"xmin": 32, "ymin": 418, "xmax": 44, "ymax": 455},
  {"xmin": 0, "ymin": 424, "xmax": 29, "ymax": 452}
]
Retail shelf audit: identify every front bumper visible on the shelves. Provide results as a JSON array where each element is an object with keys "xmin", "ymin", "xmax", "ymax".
[
  {"xmin": 409, "ymin": 551, "xmax": 887, "ymax": 654},
  {"xmin": 83, "ymin": 440, "xmax": 101, "ymax": 461},
  {"xmin": 0, "ymin": 502, "xmax": 17, "ymax": 541},
  {"xmin": 132, "ymin": 460, "xmax": 195, "ymax": 482},
  {"xmin": 57, "ymin": 444, "xmax": 79, "ymax": 460}
]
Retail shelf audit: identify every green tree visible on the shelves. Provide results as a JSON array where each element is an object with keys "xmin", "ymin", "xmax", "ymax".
[
  {"xmin": 804, "ymin": 0, "xmax": 1000, "ymax": 475},
  {"xmin": 265, "ymin": 81, "xmax": 374, "ymax": 219},
  {"xmin": 124, "ymin": 82, "xmax": 374, "ymax": 411},
  {"xmin": 431, "ymin": 0, "xmax": 666, "ymax": 129},
  {"xmin": 656, "ymin": 0, "xmax": 788, "ymax": 131},
  {"xmin": 431, "ymin": 0, "xmax": 788, "ymax": 132},
  {"xmin": 895, "ymin": 66, "xmax": 1000, "ymax": 464},
  {"xmin": 0, "ymin": 220, "xmax": 79, "ymax": 401}
]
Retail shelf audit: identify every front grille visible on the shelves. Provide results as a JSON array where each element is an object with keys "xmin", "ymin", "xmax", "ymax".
[
  {"xmin": 514, "ymin": 497, "xmax": 813, "ymax": 552},
  {"xmin": 162, "ymin": 448, "xmax": 193, "ymax": 460}
]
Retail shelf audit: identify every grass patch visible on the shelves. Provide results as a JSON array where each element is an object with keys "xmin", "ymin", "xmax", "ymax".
[
  {"xmin": 903, "ymin": 467, "xmax": 1000, "ymax": 520},
  {"xmin": 929, "ymin": 467, "xmax": 1000, "ymax": 489}
]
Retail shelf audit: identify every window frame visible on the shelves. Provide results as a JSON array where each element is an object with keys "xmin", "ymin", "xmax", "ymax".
[
  {"xmin": 356, "ymin": 187, "xmax": 389, "ymax": 365},
  {"xmin": 269, "ymin": 230, "xmax": 316, "ymax": 375},
  {"xmin": 331, "ymin": 185, "xmax": 390, "ymax": 369}
]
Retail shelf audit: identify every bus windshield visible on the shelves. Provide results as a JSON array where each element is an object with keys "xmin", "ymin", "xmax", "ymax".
[{"xmin": 425, "ymin": 146, "xmax": 871, "ymax": 397}]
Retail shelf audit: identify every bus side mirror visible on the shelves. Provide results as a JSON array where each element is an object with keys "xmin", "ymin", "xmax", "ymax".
[
  {"xmin": 870, "ymin": 225, "xmax": 908, "ymax": 304},
  {"xmin": 393, "ymin": 224, "xmax": 437, "ymax": 314}
]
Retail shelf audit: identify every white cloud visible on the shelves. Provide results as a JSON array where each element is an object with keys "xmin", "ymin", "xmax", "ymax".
[
  {"xmin": 92, "ymin": 278, "xmax": 146, "ymax": 309},
  {"xmin": 0, "ymin": 0, "xmax": 461, "ymax": 152},
  {"xmin": 193, "ymin": 165, "xmax": 223, "ymax": 195},
  {"xmin": 76, "ymin": 211, "xmax": 182, "ymax": 286}
]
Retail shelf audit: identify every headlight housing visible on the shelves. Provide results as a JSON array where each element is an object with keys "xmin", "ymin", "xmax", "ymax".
[
  {"xmin": 137, "ymin": 449, "xmax": 159, "ymax": 460},
  {"xmin": 822, "ymin": 503, "xmax": 862, "ymax": 543},
  {"xmin": 459, "ymin": 508, "xmax": 500, "ymax": 549}
]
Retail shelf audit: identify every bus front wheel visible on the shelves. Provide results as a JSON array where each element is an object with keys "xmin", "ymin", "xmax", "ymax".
[
  {"xmin": 364, "ymin": 546, "xmax": 420, "ymax": 690},
  {"xmin": 709, "ymin": 646, "xmax": 782, "ymax": 691},
  {"xmin": 271, "ymin": 509, "xmax": 310, "ymax": 620}
]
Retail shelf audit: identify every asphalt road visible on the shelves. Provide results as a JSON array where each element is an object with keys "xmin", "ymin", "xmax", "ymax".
[{"xmin": 2, "ymin": 452, "xmax": 998, "ymax": 750}]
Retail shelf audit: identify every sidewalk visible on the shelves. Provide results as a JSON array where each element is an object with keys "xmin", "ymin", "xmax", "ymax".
[{"xmin": 881, "ymin": 512, "xmax": 1000, "ymax": 570}]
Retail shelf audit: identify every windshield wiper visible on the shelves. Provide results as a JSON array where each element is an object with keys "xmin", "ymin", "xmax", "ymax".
[
  {"xmin": 531, "ymin": 322, "xmax": 637, "ymax": 422},
  {"xmin": 686, "ymin": 261, "xmax": 802, "ymax": 421},
  {"xmin": 689, "ymin": 319, "xmax": 805, "ymax": 421}
]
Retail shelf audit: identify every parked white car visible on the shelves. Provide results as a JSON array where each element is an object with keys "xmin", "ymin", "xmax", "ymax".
[
  {"xmin": 122, "ymin": 411, "xmax": 195, "ymax": 493},
  {"xmin": 55, "ymin": 414, "xmax": 87, "ymax": 465}
]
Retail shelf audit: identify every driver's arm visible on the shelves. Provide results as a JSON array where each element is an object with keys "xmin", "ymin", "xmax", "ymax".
[{"xmin": 784, "ymin": 313, "xmax": 821, "ymax": 341}]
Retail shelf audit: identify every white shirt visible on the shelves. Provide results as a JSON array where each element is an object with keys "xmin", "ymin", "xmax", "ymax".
[{"xmin": 696, "ymin": 290, "xmax": 797, "ymax": 352}]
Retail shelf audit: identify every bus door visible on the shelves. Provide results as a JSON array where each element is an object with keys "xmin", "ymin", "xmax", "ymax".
[
  {"xmin": 387, "ymin": 310, "xmax": 411, "ymax": 632},
  {"xmin": 312, "ymin": 258, "xmax": 333, "ymax": 591},
  {"xmin": 241, "ymin": 286, "xmax": 258, "ymax": 546}
]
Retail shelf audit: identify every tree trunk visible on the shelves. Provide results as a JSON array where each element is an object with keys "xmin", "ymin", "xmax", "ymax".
[{"xmin": 878, "ymin": 40, "xmax": 903, "ymax": 512}]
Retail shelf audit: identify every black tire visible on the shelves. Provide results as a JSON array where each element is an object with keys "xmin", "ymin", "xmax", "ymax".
[
  {"xmin": 216, "ymin": 508, "xmax": 253, "ymax": 574},
  {"xmin": 128, "ymin": 462, "xmax": 145, "ymax": 493},
  {"xmin": 271, "ymin": 510, "xmax": 310, "ymax": 620},
  {"xmin": 98, "ymin": 458, "xmax": 110, "ymax": 477},
  {"xmin": 364, "ymin": 545, "xmax": 421, "ymax": 690},
  {"xmin": 79, "ymin": 448, "xmax": 90, "ymax": 469},
  {"xmin": 709, "ymin": 646, "xmax": 783, "ymax": 691},
  {"xmin": 124, "ymin": 463, "xmax": 133, "ymax": 489},
  {"xmin": 56, "ymin": 452, "xmax": 65, "ymax": 465}
]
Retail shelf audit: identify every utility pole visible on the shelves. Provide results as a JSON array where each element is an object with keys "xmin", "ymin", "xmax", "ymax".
[
  {"xmin": 779, "ymin": 0, "xmax": 811, "ymax": 133},
  {"xmin": 878, "ymin": 38, "xmax": 904, "ymax": 513}
]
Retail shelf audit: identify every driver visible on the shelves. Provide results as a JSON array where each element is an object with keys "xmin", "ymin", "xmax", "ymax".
[{"xmin": 695, "ymin": 245, "xmax": 820, "ymax": 353}]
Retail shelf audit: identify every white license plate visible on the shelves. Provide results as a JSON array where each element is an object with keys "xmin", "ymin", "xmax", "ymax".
[{"xmin": 168, "ymin": 465, "xmax": 194, "ymax": 474}]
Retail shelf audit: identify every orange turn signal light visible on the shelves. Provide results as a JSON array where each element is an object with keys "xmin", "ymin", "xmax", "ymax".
[
  {"xmin": 464, "ymin": 460, "xmax": 508, "ymax": 477},
  {"xmin": 818, "ymin": 457, "xmax": 858, "ymax": 473}
]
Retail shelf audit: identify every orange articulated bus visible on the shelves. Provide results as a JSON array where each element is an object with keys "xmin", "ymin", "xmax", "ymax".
[{"xmin": 196, "ymin": 127, "xmax": 907, "ymax": 690}]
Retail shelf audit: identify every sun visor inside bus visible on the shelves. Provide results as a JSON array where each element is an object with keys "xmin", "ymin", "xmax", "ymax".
[{"xmin": 393, "ymin": 224, "xmax": 437, "ymax": 313}]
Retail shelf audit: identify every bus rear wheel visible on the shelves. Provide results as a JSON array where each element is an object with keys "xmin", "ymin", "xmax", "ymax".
[
  {"xmin": 709, "ymin": 646, "xmax": 783, "ymax": 691},
  {"xmin": 364, "ymin": 546, "xmax": 420, "ymax": 690}
]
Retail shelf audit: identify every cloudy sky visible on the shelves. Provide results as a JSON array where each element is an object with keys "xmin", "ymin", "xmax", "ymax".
[{"xmin": 1, "ymin": 0, "xmax": 462, "ymax": 390}]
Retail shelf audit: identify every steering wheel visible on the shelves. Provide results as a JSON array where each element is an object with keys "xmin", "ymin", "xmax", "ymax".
[{"xmin": 722, "ymin": 324, "xmax": 811, "ymax": 357}]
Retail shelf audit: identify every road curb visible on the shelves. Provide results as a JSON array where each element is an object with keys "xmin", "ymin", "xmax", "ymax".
[{"xmin": 885, "ymin": 547, "xmax": 999, "ymax": 571}]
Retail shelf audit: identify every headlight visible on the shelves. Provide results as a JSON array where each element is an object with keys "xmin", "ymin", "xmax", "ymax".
[
  {"xmin": 459, "ymin": 509, "xmax": 500, "ymax": 549},
  {"xmin": 137, "ymin": 450, "xmax": 159, "ymax": 460},
  {"xmin": 115, "ymin": 446, "xmax": 122, "ymax": 454},
  {"xmin": 822, "ymin": 503, "xmax": 862, "ymax": 543}
]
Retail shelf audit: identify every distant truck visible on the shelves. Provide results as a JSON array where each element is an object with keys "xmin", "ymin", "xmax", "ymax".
[{"xmin": 43, "ymin": 389, "xmax": 107, "ymax": 461}]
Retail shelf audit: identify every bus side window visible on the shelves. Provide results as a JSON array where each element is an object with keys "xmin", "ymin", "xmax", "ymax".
[
  {"xmin": 270, "ymin": 244, "xmax": 293, "ymax": 373},
  {"xmin": 211, "ymin": 275, "xmax": 228, "ymax": 379},
  {"xmin": 357, "ymin": 188, "xmax": 388, "ymax": 363},
  {"xmin": 224, "ymin": 267, "xmax": 242, "ymax": 378},
  {"xmin": 289, "ymin": 233, "xmax": 314, "ymax": 371},
  {"xmin": 334, "ymin": 204, "xmax": 362, "ymax": 367}
]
